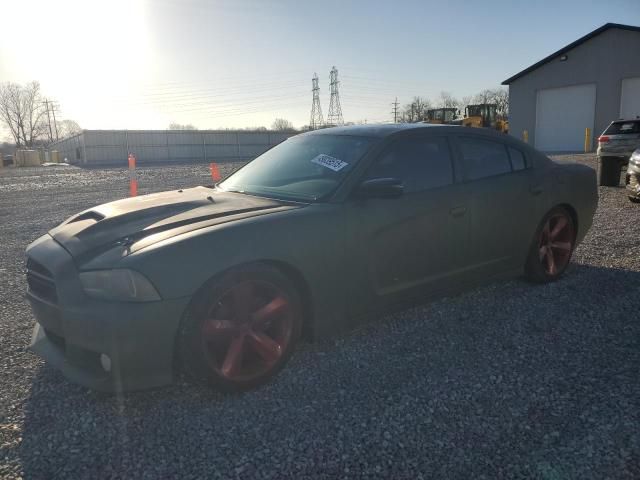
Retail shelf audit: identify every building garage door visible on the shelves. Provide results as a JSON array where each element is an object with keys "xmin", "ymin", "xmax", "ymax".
[
  {"xmin": 535, "ymin": 84, "xmax": 596, "ymax": 152},
  {"xmin": 620, "ymin": 77, "xmax": 640, "ymax": 119}
]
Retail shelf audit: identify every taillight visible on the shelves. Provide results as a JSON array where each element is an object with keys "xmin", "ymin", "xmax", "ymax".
[{"xmin": 598, "ymin": 136, "xmax": 609, "ymax": 143}]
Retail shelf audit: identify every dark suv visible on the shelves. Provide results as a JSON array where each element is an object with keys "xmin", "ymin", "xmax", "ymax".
[{"xmin": 597, "ymin": 119, "xmax": 640, "ymax": 186}]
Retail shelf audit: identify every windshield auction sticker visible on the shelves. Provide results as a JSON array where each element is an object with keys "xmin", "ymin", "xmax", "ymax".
[{"xmin": 311, "ymin": 154, "xmax": 349, "ymax": 172}]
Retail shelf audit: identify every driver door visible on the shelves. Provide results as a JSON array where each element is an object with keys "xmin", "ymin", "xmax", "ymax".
[{"xmin": 345, "ymin": 134, "xmax": 469, "ymax": 315}]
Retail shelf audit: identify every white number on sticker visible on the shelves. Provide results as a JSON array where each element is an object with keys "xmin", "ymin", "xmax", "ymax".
[{"xmin": 311, "ymin": 154, "xmax": 349, "ymax": 172}]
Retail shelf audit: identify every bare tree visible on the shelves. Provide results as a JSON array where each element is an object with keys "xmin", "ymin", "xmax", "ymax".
[
  {"xmin": 0, "ymin": 81, "xmax": 48, "ymax": 147},
  {"xmin": 489, "ymin": 87, "xmax": 509, "ymax": 118},
  {"xmin": 438, "ymin": 91, "xmax": 460, "ymax": 109},
  {"xmin": 169, "ymin": 122, "xmax": 197, "ymax": 130},
  {"xmin": 401, "ymin": 96, "xmax": 431, "ymax": 122},
  {"xmin": 271, "ymin": 118, "xmax": 295, "ymax": 131},
  {"xmin": 472, "ymin": 89, "xmax": 493, "ymax": 105},
  {"xmin": 57, "ymin": 119, "xmax": 82, "ymax": 139}
]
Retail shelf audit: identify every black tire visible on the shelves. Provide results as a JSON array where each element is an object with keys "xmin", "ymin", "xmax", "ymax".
[
  {"xmin": 629, "ymin": 196, "xmax": 640, "ymax": 204},
  {"xmin": 598, "ymin": 157, "xmax": 620, "ymax": 186},
  {"xmin": 525, "ymin": 207, "xmax": 576, "ymax": 284},
  {"xmin": 178, "ymin": 263, "xmax": 303, "ymax": 392}
]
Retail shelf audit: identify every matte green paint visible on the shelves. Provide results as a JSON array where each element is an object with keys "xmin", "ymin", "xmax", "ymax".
[{"xmin": 26, "ymin": 125, "xmax": 598, "ymax": 391}]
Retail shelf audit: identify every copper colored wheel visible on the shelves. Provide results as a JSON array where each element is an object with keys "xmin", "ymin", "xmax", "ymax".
[
  {"xmin": 537, "ymin": 212, "xmax": 575, "ymax": 276},
  {"xmin": 199, "ymin": 280, "xmax": 294, "ymax": 383}
]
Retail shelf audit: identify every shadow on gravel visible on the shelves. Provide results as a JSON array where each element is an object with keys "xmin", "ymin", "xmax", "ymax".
[{"xmin": 18, "ymin": 264, "xmax": 640, "ymax": 479}]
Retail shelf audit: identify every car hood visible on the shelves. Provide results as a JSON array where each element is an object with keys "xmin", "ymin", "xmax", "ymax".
[{"xmin": 50, "ymin": 186, "xmax": 301, "ymax": 260}]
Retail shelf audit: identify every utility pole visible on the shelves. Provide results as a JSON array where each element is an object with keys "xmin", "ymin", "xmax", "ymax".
[
  {"xmin": 43, "ymin": 99, "xmax": 60, "ymax": 143},
  {"xmin": 51, "ymin": 102, "xmax": 59, "ymax": 141},
  {"xmin": 327, "ymin": 66, "xmax": 344, "ymax": 126},
  {"xmin": 309, "ymin": 73, "xmax": 324, "ymax": 130},
  {"xmin": 44, "ymin": 100, "xmax": 54, "ymax": 143},
  {"xmin": 391, "ymin": 97, "xmax": 399, "ymax": 123}
]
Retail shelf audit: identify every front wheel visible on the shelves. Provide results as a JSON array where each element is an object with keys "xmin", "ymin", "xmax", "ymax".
[
  {"xmin": 525, "ymin": 207, "xmax": 576, "ymax": 283},
  {"xmin": 178, "ymin": 264, "xmax": 303, "ymax": 392}
]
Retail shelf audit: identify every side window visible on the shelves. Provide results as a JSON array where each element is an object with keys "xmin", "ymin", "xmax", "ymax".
[
  {"xmin": 365, "ymin": 137, "xmax": 453, "ymax": 193},
  {"xmin": 458, "ymin": 137, "xmax": 511, "ymax": 181},
  {"xmin": 508, "ymin": 147, "xmax": 526, "ymax": 171}
]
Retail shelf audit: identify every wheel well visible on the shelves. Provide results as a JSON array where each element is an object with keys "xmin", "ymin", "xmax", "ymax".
[
  {"xmin": 259, "ymin": 260, "xmax": 315, "ymax": 341},
  {"xmin": 557, "ymin": 203, "xmax": 578, "ymax": 235}
]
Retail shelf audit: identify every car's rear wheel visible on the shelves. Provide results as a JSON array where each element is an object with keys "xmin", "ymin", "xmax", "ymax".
[
  {"xmin": 598, "ymin": 156, "xmax": 620, "ymax": 186},
  {"xmin": 525, "ymin": 207, "xmax": 576, "ymax": 283},
  {"xmin": 178, "ymin": 263, "xmax": 302, "ymax": 391}
]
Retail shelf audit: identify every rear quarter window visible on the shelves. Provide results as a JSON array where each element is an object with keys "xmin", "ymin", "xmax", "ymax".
[
  {"xmin": 604, "ymin": 121, "xmax": 640, "ymax": 135},
  {"xmin": 508, "ymin": 147, "xmax": 526, "ymax": 171}
]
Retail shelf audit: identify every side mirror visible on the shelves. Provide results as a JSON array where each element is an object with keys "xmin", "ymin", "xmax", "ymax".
[{"xmin": 355, "ymin": 177, "xmax": 404, "ymax": 199}]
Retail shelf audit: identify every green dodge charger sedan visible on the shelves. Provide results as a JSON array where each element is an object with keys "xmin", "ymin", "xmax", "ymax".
[{"xmin": 26, "ymin": 124, "xmax": 598, "ymax": 392}]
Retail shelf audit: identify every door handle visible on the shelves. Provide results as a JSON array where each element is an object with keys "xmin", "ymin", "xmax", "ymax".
[
  {"xmin": 449, "ymin": 206, "xmax": 467, "ymax": 217},
  {"xmin": 530, "ymin": 185, "xmax": 544, "ymax": 196}
]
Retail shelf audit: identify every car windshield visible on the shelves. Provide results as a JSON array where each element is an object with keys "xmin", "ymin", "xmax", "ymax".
[{"xmin": 218, "ymin": 134, "xmax": 374, "ymax": 202}]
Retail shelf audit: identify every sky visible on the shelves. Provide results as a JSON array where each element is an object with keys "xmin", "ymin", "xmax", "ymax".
[{"xmin": 1, "ymin": 0, "xmax": 639, "ymax": 136}]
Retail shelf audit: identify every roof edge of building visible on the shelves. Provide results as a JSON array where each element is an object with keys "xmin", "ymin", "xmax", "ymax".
[{"xmin": 501, "ymin": 23, "xmax": 640, "ymax": 85}]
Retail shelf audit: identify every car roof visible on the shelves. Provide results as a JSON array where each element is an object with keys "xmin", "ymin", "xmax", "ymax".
[
  {"xmin": 296, "ymin": 123, "xmax": 522, "ymax": 143},
  {"xmin": 612, "ymin": 118, "xmax": 640, "ymax": 123},
  {"xmin": 298, "ymin": 123, "xmax": 452, "ymax": 138}
]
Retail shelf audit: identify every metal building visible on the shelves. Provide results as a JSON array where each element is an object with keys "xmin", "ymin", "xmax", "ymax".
[
  {"xmin": 52, "ymin": 129, "xmax": 295, "ymax": 166},
  {"xmin": 503, "ymin": 23, "xmax": 640, "ymax": 152}
]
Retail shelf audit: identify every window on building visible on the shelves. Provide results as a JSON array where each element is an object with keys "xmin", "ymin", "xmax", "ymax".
[
  {"xmin": 457, "ymin": 137, "xmax": 512, "ymax": 181},
  {"xmin": 364, "ymin": 137, "xmax": 453, "ymax": 193}
]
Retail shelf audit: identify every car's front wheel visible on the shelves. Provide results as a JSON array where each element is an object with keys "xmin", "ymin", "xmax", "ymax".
[
  {"xmin": 178, "ymin": 263, "xmax": 302, "ymax": 391},
  {"xmin": 525, "ymin": 207, "xmax": 576, "ymax": 283}
]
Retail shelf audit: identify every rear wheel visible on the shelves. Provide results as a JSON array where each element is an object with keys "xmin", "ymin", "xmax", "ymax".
[
  {"xmin": 178, "ymin": 264, "xmax": 302, "ymax": 391},
  {"xmin": 525, "ymin": 207, "xmax": 576, "ymax": 283},
  {"xmin": 598, "ymin": 156, "xmax": 620, "ymax": 186}
]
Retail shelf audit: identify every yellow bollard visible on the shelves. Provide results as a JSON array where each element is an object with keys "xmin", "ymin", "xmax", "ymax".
[
  {"xmin": 523, "ymin": 130, "xmax": 529, "ymax": 143},
  {"xmin": 584, "ymin": 127, "xmax": 592, "ymax": 153}
]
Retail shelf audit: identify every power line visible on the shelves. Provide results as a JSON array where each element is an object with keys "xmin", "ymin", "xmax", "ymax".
[
  {"xmin": 310, "ymin": 73, "xmax": 324, "ymax": 130},
  {"xmin": 326, "ymin": 66, "xmax": 344, "ymax": 126}
]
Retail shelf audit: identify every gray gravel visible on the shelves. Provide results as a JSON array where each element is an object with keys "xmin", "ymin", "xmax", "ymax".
[{"xmin": 1, "ymin": 155, "xmax": 639, "ymax": 479}]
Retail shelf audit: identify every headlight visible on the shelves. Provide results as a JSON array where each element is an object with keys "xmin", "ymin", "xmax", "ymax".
[
  {"xmin": 630, "ymin": 151, "xmax": 640, "ymax": 166},
  {"xmin": 79, "ymin": 269, "xmax": 161, "ymax": 302}
]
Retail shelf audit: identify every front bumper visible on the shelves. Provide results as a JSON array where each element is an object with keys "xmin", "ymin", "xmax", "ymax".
[{"xmin": 26, "ymin": 234, "xmax": 190, "ymax": 392}]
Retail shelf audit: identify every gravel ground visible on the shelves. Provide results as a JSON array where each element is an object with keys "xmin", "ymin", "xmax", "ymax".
[{"xmin": 0, "ymin": 155, "xmax": 638, "ymax": 479}]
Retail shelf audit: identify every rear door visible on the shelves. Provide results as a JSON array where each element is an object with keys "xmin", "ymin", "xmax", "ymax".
[
  {"xmin": 345, "ymin": 134, "xmax": 469, "ymax": 314},
  {"xmin": 451, "ymin": 135, "xmax": 539, "ymax": 276}
]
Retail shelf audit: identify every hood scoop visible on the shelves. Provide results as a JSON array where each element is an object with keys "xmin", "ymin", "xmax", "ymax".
[{"xmin": 68, "ymin": 210, "xmax": 105, "ymax": 224}]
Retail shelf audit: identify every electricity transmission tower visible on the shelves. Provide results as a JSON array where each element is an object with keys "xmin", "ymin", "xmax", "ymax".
[
  {"xmin": 326, "ymin": 66, "xmax": 344, "ymax": 126},
  {"xmin": 309, "ymin": 73, "xmax": 324, "ymax": 129},
  {"xmin": 391, "ymin": 97, "xmax": 399, "ymax": 123}
]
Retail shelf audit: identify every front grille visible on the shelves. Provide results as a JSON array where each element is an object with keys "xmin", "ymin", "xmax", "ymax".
[{"xmin": 26, "ymin": 258, "xmax": 58, "ymax": 304}]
